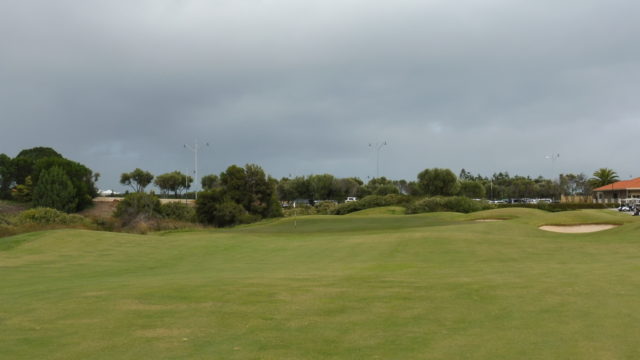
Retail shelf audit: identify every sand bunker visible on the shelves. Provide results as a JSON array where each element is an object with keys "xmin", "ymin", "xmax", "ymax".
[{"xmin": 539, "ymin": 224, "xmax": 619, "ymax": 233}]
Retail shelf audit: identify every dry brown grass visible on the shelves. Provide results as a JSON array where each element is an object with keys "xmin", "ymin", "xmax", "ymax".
[{"xmin": 0, "ymin": 200, "xmax": 29, "ymax": 215}]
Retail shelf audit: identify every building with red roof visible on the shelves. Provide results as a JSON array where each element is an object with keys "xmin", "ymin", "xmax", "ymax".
[{"xmin": 593, "ymin": 178, "xmax": 640, "ymax": 203}]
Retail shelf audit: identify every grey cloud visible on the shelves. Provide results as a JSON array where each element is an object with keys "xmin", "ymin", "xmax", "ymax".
[{"xmin": 2, "ymin": 0, "xmax": 640, "ymax": 191}]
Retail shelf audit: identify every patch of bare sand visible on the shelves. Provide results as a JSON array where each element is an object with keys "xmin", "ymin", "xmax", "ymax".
[{"xmin": 539, "ymin": 224, "xmax": 619, "ymax": 233}]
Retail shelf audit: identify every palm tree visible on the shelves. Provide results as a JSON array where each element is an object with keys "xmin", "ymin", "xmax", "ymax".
[{"xmin": 590, "ymin": 168, "xmax": 619, "ymax": 188}]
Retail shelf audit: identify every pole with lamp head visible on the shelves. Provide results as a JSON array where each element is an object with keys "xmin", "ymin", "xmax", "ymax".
[
  {"xmin": 184, "ymin": 139, "xmax": 210, "ymax": 200},
  {"xmin": 369, "ymin": 141, "xmax": 388, "ymax": 179}
]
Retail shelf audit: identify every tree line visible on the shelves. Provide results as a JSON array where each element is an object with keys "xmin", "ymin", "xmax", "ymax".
[
  {"xmin": 0, "ymin": 147, "xmax": 98, "ymax": 212},
  {"xmin": 1, "ymin": 146, "xmax": 623, "ymax": 226}
]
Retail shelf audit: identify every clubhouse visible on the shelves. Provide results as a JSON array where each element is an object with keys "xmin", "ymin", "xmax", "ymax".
[{"xmin": 593, "ymin": 178, "xmax": 640, "ymax": 203}]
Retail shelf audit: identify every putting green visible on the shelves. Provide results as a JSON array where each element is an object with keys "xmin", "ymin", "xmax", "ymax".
[{"xmin": 2, "ymin": 208, "xmax": 640, "ymax": 359}]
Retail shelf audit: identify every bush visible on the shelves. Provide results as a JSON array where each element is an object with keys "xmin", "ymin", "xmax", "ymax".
[
  {"xmin": 196, "ymin": 189, "xmax": 252, "ymax": 227},
  {"xmin": 496, "ymin": 202, "xmax": 617, "ymax": 212},
  {"xmin": 32, "ymin": 166, "xmax": 77, "ymax": 213},
  {"xmin": 331, "ymin": 194, "xmax": 412, "ymax": 215},
  {"xmin": 15, "ymin": 207, "xmax": 88, "ymax": 225},
  {"xmin": 406, "ymin": 196, "xmax": 491, "ymax": 214},
  {"xmin": 160, "ymin": 202, "xmax": 196, "ymax": 222},
  {"xmin": 0, "ymin": 213, "xmax": 12, "ymax": 226},
  {"xmin": 315, "ymin": 201, "xmax": 338, "ymax": 215},
  {"xmin": 114, "ymin": 193, "xmax": 162, "ymax": 225}
]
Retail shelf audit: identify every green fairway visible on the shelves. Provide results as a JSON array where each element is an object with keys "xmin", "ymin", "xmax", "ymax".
[{"xmin": 2, "ymin": 208, "xmax": 640, "ymax": 359}]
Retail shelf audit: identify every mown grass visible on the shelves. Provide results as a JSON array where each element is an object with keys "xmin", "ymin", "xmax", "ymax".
[{"xmin": 2, "ymin": 208, "xmax": 640, "ymax": 359}]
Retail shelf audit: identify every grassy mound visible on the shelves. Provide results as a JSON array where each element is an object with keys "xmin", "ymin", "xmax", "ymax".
[
  {"xmin": 345, "ymin": 206, "xmax": 406, "ymax": 216},
  {"xmin": 2, "ymin": 209, "xmax": 640, "ymax": 359}
]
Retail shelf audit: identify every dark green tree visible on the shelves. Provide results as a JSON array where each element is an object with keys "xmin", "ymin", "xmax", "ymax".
[
  {"xmin": 220, "ymin": 165, "xmax": 247, "ymax": 204},
  {"xmin": 120, "ymin": 168, "xmax": 154, "ymax": 193},
  {"xmin": 196, "ymin": 188, "xmax": 247, "ymax": 227},
  {"xmin": 458, "ymin": 180, "xmax": 486, "ymax": 198},
  {"xmin": 362, "ymin": 177, "xmax": 400, "ymax": 196},
  {"xmin": 417, "ymin": 168, "xmax": 460, "ymax": 196},
  {"xmin": 13, "ymin": 147, "xmax": 63, "ymax": 185},
  {"xmin": 244, "ymin": 164, "xmax": 279, "ymax": 217},
  {"xmin": 337, "ymin": 177, "xmax": 362, "ymax": 198},
  {"xmin": 0, "ymin": 153, "xmax": 14, "ymax": 199},
  {"xmin": 218, "ymin": 164, "xmax": 281, "ymax": 218},
  {"xmin": 32, "ymin": 157, "xmax": 97, "ymax": 211},
  {"xmin": 32, "ymin": 166, "xmax": 77, "ymax": 213},
  {"xmin": 201, "ymin": 174, "xmax": 220, "ymax": 190},
  {"xmin": 308, "ymin": 174, "xmax": 336, "ymax": 200}
]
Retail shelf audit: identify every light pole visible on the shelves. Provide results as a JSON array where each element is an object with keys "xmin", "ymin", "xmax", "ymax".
[
  {"xmin": 369, "ymin": 141, "xmax": 387, "ymax": 179},
  {"xmin": 545, "ymin": 153, "xmax": 560, "ymax": 201},
  {"xmin": 184, "ymin": 139, "xmax": 210, "ymax": 200}
]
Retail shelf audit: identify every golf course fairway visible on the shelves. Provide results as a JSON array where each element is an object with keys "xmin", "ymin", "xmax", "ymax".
[{"xmin": 2, "ymin": 207, "xmax": 640, "ymax": 359}]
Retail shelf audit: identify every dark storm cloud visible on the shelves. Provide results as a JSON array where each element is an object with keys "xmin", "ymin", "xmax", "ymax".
[{"xmin": 2, "ymin": 0, "xmax": 640, "ymax": 190}]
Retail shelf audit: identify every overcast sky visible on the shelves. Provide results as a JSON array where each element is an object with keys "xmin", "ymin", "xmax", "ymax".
[{"xmin": 2, "ymin": 0, "xmax": 639, "ymax": 191}]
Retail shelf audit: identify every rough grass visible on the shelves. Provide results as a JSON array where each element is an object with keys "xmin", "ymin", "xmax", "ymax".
[
  {"xmin": 1, "ymin": 208, "xmax": 640, "ymax": 359},
  {"xmin": 0, "ymin": 200, "xmax": 29, "ymax": 215}
]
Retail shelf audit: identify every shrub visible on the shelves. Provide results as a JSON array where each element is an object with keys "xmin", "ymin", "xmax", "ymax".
[
  {"xmin": 496, "ymin": 202, "xmax": 617, "ymax": 212},
  {"xmin": 215, "ymin": 200, "xmax": 250, "ymax": 227},
  {"xmin": 331, "ymin": 194, "xmax": 412, "ymax": 215},
  {"xmin": 315, "ymin": 201, "xmax": 338, "ymax": 215},
  {"xmin": 160, "ymin": 202, "xmax": 196, "ymax": 222},
  {"xmin": 0, "ymin": 213, "xmax": 12, "ymax": 226},
  {"xmin": 32, "ymin": 166, "xmax": 77, "ymax": 213},
  {"xmin": 15, "ymin": 207, "xmax": 88, "ymax": 225},
  {"xmin": 114, "ymin": 193, "xmax": 162, "ymax": 225},
  {"xmin": 196, "ymin": 189, "xmax": 251, "ymax": 227},
  {"xmin": 406, "ymin": 196, "xmax": 491, "ymax": 214}
]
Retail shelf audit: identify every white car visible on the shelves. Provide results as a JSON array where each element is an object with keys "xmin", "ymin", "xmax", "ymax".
[{"xmin": 345, "ymin": 197, "xmax": 358, "ymax": 203}]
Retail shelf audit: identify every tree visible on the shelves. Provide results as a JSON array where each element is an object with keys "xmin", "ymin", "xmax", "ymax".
[
  {"xmin": 0, "ymin": 153, "xmax": 14, "ymax": 199},
  {"xmin": 114, "ymin": 192, "xmax": 162, "ymax": 226},
  {"xmin": 217, "ymin": 164, "xmax": 281, "ymax": 218},
  {"xmin": 559, "ymin": 173, "xmax": 592, "ymax": 196},
  {"xmin": 244, "ymin": 164, "xmax": 279, "ymax": 217},
  {"xmin": 32, "ymin": 166, "xmax": 77, "ymax": 213},
  {"xmin": 417, "ymin": 168, "xmax": 460, "ymax": 196},
  {"xmin": 459, "ymin": 180, "xmax": 486, "ymax": 198},
  {"xmin": 459, "ymin": 168, "xmax": 473, "ymax": 181},
  {"xmin": 16, "ymin": 147, "xmax": 62, "ymax": 161},
  {"xmin": 509, "ymin": 176, "xmax": 536, "ymax": 198},
  {"xmin": 31, "ymin": 157, "xmax": 97, "ymax": 211},
  {"xmin": 201, "ymin": 174, "xmax": 220, "ymax": 190},
  {"xmin": 590, "ymin": 168, "xmax": 619, "ymax": 188},
  {"xmin": 362, "ymin": 177, "xmax": 400, "ymax": 196},
  {"xmin": 13, "ymin": 147, "xmax": 63, "ymax": 185},
  {"xmin": 196, "ymin": 188, "xmax": 247, "ymax": 227},
  {"xmin": 120, "ymin": 168, "xmax": 154, "ymax": 193},
  {"xmin": 334, "ymin": 177, "xmax": 361, "ymax": 199},
  {"xmin": 154, "ymin": 171, "xmax": 193, "ymax": 198},
  {"xmin": 308, "ymin": 174, "xmax": 336, "ymax": 200}
]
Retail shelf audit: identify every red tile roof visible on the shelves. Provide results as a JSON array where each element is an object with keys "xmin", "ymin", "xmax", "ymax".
[{"xmin": 593, "ymin": 177, "xmax": 640, "ymax": 191}]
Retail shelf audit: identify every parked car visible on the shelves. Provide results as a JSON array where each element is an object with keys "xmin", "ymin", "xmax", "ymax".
[{"xmin": 345, "ymin": 197, "xmax": 358, "ymax": 203}]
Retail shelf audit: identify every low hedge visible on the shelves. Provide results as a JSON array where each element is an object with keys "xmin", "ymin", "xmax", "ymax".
[
  {"xmin": 160, "ymin": 202, "xmax": 196, "ymax": 222},
  {"xmin": 330, "ymin": 194, "xmax": 412, "ymax": 215},
  {"xmin": 406, "ymin": 196, "xmax": 492, "ymax": 214},
  {"xmin": 496, "ymin": 202, "xmax": 618, "ymax": 212},
  {"xmin": 16, "ymin": 207, "xmax": 89, "ymax": 226}
]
